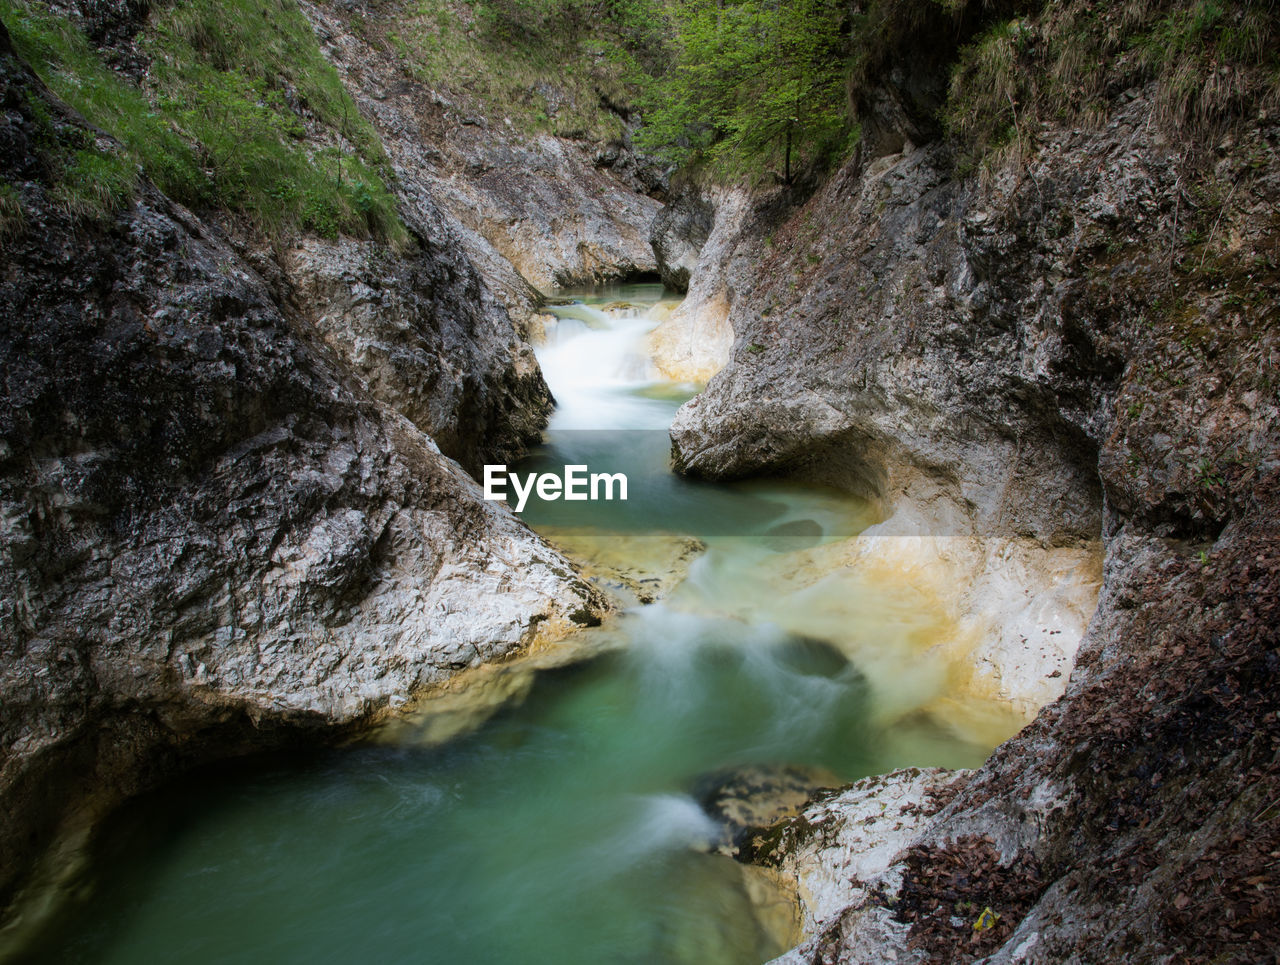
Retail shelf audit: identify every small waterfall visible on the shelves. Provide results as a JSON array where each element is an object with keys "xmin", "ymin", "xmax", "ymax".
[{"xmin": 537, "ymin": 294, "xmax": 674, "ymax": 430}]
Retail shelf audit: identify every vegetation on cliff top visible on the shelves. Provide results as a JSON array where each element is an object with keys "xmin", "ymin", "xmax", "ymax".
[
  {"xmin": 438, "ymin": 0, "xmax": 1280, "ymax": 182},
  {"xmin": 941, "ymin": 0, "xmax": 1280, "ymax": 172},
  {"xmin": 0, "ymin": 0, "xmax": 407, "ymax": 241},
  {"xmin": 1, "ymin": 0, "xmax": 1277, "ymax": 227}
]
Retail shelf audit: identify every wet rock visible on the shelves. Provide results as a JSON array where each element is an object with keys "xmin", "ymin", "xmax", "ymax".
[
  {"xmin": 376, "ymin": 628, "xmax": 621, "ymax": 749},
  {"xmin": 694, "ymin": 763, "xmax": 842, "ymax": 855},
  {"xmin": 750, "ymin": 767, "xmax": 969, "ymax": 941},
  {"xmin": 0, "ymin": 31, "xmax": 605, "ymax": 915}
]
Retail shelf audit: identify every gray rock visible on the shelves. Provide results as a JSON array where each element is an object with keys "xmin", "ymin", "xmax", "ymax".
[
  {"xmin": 650, "ymin": 185, "xmax": 713, "ymax": 293},
  {"xmin": 301, "ymin": 0, "xmax": 662, "ymax": 330},
  {"xmin": 0, "ymin": 27, "xmax": 605, "ymax": 915},
  {"xmin": 672, "ymin": 79, "xmax": 1280, "ymax": 965}
]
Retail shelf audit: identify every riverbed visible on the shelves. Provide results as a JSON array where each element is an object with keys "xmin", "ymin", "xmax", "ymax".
[{"xmin": 22, "ymin": 284, "xmax": 1020, "ymax": 964}]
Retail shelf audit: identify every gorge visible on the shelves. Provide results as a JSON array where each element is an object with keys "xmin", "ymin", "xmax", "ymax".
[{"xmin": 1, "ymin": 1, "xmax": 1278, "ymax": 963}]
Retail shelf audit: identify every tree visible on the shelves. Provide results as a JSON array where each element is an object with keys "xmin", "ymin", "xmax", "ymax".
[{"xmin": 637, "ymin": 0, "xmax": 851, "ymax": 180}]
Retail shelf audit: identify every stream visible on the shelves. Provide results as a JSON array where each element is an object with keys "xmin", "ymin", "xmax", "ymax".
[{"xmin": 23, "ymin": 284, "xmax": 1020, "ymax": 964}]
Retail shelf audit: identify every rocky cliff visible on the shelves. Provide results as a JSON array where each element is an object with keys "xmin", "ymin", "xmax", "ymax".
[
  {"xmin": 0, "ymin": 19, "xmax": 606, "ymax": 930},
  {"xmin": 300, "ymin": 0, "xmax": 665, "ymax": 333},
  {"xmin": 666, "ymin": 47, "xmax": 1280, "ymax": 965}
]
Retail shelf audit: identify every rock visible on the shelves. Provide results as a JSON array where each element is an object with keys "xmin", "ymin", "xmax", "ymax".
[
  {"xmin": 668, "ymin": 59, "xmax": 1280, "ymax": 965},
  {"xmin": 279, "ymin": 230, "xmax": 549, "ymax": 473},
  {"xmin": 749, "ymin": 767, "xmax": 969, "ymax": 941},
  {"xmin": 695, "ymin": 763, "xmax": 843, "ymax": 855},
  {"xmin": 0, "ymin": 28, "xmax": 606, "ymax": 918},
  {"xmin": 775, "ymin": 488, "xmax": 1103, "ymax": 720},
  {"xmin": 647, "ymin": 186, "xmax": 755, "ymax": 382},
  {"xmin": 536, "ymin": 527, "xmax": 705, "ymax": 605},
  {"xmin": 301, "ymin": 1, "xmax": 662, "ymax": 329},
  {"xmin": 650, "ymin": 185, "xmax": 713, "ymax": 292}
]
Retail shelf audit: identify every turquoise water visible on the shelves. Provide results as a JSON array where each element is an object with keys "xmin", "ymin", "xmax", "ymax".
[{"xmin": 17, "ymin": 284, "xmax": 1006, "ymax": 965}]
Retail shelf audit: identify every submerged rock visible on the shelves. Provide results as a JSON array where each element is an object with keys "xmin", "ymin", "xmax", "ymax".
[
  {"xmin": 694, "ymin": 763, "xmax": 843, "ymax": 856},
  {"xmin": 537, "ymin": 527, "xmax": 706, "ymax": 605}
]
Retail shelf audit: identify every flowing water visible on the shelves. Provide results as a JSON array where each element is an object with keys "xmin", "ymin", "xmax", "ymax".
[{"xmin": 21, "ymin": 284, "xmax": 1020, "ymax": 965}]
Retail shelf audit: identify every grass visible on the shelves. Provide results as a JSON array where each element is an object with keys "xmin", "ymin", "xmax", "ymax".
[
  {"xmin": 0, "ymin": 182, "xmax": 27, "ymax": 237},
  {"xmin": 941, "ymin": 0, "xmax": 1280, "ymax": 173},
  {"xmin": 2, "ymin": 0, "xmax": 407, "ymax": 242},
  {"xmin": 368, "ymin": 0, "xmax": 648, "ymax": 144},
  {"xmin": 1, "ymin": 0, "xmax": 190, "ymax": 218}
]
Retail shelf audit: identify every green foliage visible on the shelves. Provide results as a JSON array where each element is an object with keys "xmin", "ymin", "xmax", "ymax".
[
  {"xmin": 143, "ymin": 0, "xmax": 407, "ymax": 241},
  {"xmin": 397, "ymin": 0, "xmax": 853, "ymax": 179},
  {"xmin": 57, "ymin": 147, "xmax": 139, "ymax": 218},
  {"xmin": 373, "ymin": 0, "xmax": 665, "ymax": 144},
  {"xmin": 1, "ymin": 0, "xmax": 406, "ymax": 241},
  {"xmin": 635, "ymin": 0, "xmax": 852, "ymax": 180},
  {"xmin": 0, "ymin": 0, "xmax": 204, "ymax": 216}
]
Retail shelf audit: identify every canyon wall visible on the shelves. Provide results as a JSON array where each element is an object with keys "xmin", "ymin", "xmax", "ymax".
[
  {"xmin": 0, "ymin": 18, "xmax": 611, "ymax": 927},
  {"xmin": 301, "ymin": 0, "xmax": 664, "ymax": 333},
  {"xmin": 667, "ymin": 61, "xmax": 1280, "ymax": 965}
]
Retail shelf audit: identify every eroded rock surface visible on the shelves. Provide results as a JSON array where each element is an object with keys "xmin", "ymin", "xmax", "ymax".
[
  {"xmin": 648, "ymin": 185, "xmax": 755, "ymax": 382},
  {"xmin": 674, "ymin": 78, "xmax": 1280, "ymax": 965},
  {"xmin": 752, "ymin": 768, "xmax": 969, "ymax": 944},
  {"xmin": 302, "ymin": 0, "xmax": 663, "ymax": 328},
  {"xmin": 0, "ymin": 27, "xmax": 605, "ymax": 918},
  {"xmin": 277, "ymin": 228, "xmax": 550, "ymax": 475},
  {"xmin": 695, "ymin": 763, "xmax": 843, "ymax": 856},
  {"xmin": 650, "ymin": 184, "xmax": 713, "ymax": 293}
]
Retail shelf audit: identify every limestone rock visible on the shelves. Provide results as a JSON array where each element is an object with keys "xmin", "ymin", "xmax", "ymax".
[
  {"xmin": 670, "ymin": 72, "xmax": 1280, "ymax": 965},
  {"xmin": 754, "ymin": 767, "xmax": 969, "ymax": 942},
  {"xmin": 0, "ymin": 30, "xmax": 605, "ymax": 916},
  {"xmin": 301, "ymin": 0, "xmax": 662, "ymax": 330},
  {"xmin": 650, "ymin": 185, "xmax": 713, "ymax": 293},
  {"xmin": 647, "ymin": 186, "xmax": 754, "ymax": 382},
  {"xmin": 694, "ymin": 763, "xmax": 843, "ymax": 855}
]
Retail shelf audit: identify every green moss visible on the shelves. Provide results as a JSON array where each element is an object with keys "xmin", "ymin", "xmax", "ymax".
[{"xmin": 1, "ymin": 0, "xmax": 407, "ymax": 242}]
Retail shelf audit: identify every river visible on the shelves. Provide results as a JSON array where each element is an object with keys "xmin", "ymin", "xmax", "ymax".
[{"xmin": 22, "ymin": 284, "xmax": 1019, "ymax": 964}]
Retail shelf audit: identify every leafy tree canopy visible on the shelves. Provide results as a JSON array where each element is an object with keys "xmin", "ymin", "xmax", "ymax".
[{"xmin": 634, "ymin": 0, "xmax": 853, "ymax": 180}]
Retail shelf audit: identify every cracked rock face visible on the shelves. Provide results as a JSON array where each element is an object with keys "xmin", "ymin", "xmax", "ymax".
[
  {"xmin": 679, "ymin": 82, "xmax": 1280, "ymax": 965},
  {"xmin": 647, "ymin": 186, "xmax": 756, "ymax": 382},
  {"xmin": 278, "ymin": 229, "xmax": 550, "ymax": 475},
  {"xmin": 0, "ymin": 28, "xmax": 605, "ymax": 912},
  {"xmin": 649, "ymin": 185, "xmax": 713, "ymax": 293},
  {"xmin": 301, "ymin": 0, "xmax": 663, "ymax": 329}
]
